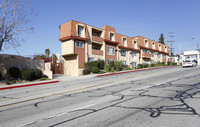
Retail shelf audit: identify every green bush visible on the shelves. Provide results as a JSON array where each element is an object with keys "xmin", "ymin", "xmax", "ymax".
[
  {"xmin": 150, "ymin": 64, "xmax": 155, "ymax": 67},
  {"xmin": 110, "ymin": 67, "xmax": 115, "ymax": 72},
  {"xmin": 33, "ymin": 69, "xmax": 42, "ymax": 79},
  {"xmin": 137, "ymin": 64, "xmax": 143, "ymax": 69},
  {"xmin": 104, "ymin": 64, "xmax": 110, "ymax": 72},
  {"xmin": 0, "ymin": 72, "xmax": 2, "ymax": 80},
  {"xmin": 83, "ymin": 69, "xmax": 91, "ymax": 75},
  {"xmin": 109, "ymin": 61, "xmax": 115, "ymax": 70},
  {"xmin": 8, "ymin": 67, "xmax": 20, "ymax": 78},
  {"xmin": 84, "ymin": 60, "xmax": 105, "ymax": 70},
  {"xmin": 161, "ymin": 62, "xmax": 165, "ymax": 66},
  {"xmin": 21, "ymin": 69, "xmax": 35, "ymax": 81},
  {"xmin": 91, "ymin": 67, "xmax": 100, "ymax": 73},
  {"xmin": 143, "ymin": 64, "xmax": 148, "ymax": 68},
  {"xmin": 97, "ymin": 60, "xmax": 105, "ymax": 70},
  {"xmin": 115, "ymin": 61, "xmax": 123, "ymax": 71}
]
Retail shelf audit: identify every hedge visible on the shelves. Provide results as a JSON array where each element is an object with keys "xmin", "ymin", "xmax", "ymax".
[{"xmin": 8, "ymin": 67, "xmax": 21, "ymax": 78}]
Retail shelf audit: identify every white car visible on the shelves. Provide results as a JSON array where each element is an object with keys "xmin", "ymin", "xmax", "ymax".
[{"xmin": 182, "ymin": 60, "xmax": 197, "ymax": 68}]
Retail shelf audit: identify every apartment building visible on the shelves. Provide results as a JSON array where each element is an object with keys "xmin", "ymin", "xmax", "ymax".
[{"xmin": 59, "ymin": 20, "xmax": 169, "ymax": 76}]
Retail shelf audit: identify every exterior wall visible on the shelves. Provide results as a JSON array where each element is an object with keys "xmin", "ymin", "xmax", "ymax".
[
  {"xmin": 61, "ymin": 39, "xmax": 74, "ymax": 55},
  {"xmin": 0, "ymin": 57, "xmax": 45, "ymax": 78},
  {"xmin": 74, "ymin": 40, "xmax": 85, "ymax": 68},
  {"xmin": 63, "ymin": 55, "xmax": 79, "ymax": 76}
]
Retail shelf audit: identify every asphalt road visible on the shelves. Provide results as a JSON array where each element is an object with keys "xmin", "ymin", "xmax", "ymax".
[{"xmin": 0, "ymin": 66, "xmax": 200, "ymax": 127}]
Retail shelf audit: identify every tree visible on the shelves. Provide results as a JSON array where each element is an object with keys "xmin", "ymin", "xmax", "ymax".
[
  {"xmin": 45, "ymin": 48, "xmax": 50, "ymax": 58},
  {"xmin": 0, "ymin": 0, "xmax": 33, "ymax": 51},
  {"xmin": 158, "ymin": 33, "xmax": 165, "ymax": 44}
]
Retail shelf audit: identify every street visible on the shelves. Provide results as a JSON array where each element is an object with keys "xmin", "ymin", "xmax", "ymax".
[{"xmin": 0, "ymin": 66, "xmax": 200, "ymax": 127}]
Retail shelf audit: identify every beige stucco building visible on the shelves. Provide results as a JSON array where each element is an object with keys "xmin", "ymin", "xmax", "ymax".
[{"xmin": 59, "ymin": 20, "xmax": 169, "ymax": 76}]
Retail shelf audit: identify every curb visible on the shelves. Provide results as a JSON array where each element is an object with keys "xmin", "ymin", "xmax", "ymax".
[
  {"xmin": 97, "ymin": 66, "xmax": 176, "ymax": 77},
  {"xmin": 0, "ymin": 80, "xmax": 59, "ymax": 91}
]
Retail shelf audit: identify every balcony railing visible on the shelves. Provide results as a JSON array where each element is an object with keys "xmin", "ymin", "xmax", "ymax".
[
  {"xmin": 142, "ymin": 53, "xmax": 151, "ymax": 58},
  {"xmin": 92, "ymin": 49, "xmax": 103, "ymax": 56},
  {"xmin": 92, "ymin": 35, "xmax": 103, "ymax": 43}
]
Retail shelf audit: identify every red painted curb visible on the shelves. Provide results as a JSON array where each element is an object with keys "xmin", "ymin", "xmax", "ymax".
[
  {"xmin": 0, "ymin": 81, "xmax": 59, "ymax": 90},
  {"xmin": 97, "ymin": 66, "xmax": 176, "ymax": 77}
]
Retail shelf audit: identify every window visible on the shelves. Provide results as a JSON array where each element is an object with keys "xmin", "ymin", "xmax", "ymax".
[
  {"xmin": 107, "ymin": 47, "xmax": 114, "ymax": 55},
  {"xmin": 164, "ymin": 46, "xmax": 167, "ymax": 52},
  {"xmin": 122, "ymin": 38, "xmax": 127, "ymax": 46},
  {"xmin": 121, "ymin": 49, "xmax": 126, "ymax": 56},
  {"xmin": 110, "ymin": 33, "xmax": 114, "ymax": 41},
  {"xmin": 159, "ymin": 44, "xmax": 161, "ymax": 50},
  {"xmin": 92, "ymin": 28, "xmax": 102, "ymax": 37},
  {"xmin": 76, "ymin": 41, "xmax": 84, "ymax": 48},
  {"xmin": 163, "ymin": 54, "xmax": 166, "ymax": 59},
  {"xmin": 142, "ymin": 49, "xmax": 147, "ymax": 53},
  {"xmin": 151, "ymin": 51, "xmax": 154, "ymax": 57},
  {"xmin": 121, "ymin": 61, "xmax": 126, "ymax": 65},
  {"xmin": 158, "ymin": 53, "xmax": 161, "ymax": 58},
  {"xmin": 107, "ymin": 59, "xmax": 114, "ymax": 64},
  {"xmin": 131, "ymin": 62, "xmax": 136, "ymax": 68},
  {"xmin": 78, "ymin": 25, "xmax": 84, "ymax": 37},
  {"xmin": 88, "ymin": 57, "xmax": 94, "ymax": 62},
  {"xmin": 151, "ymin": 60, "xmax": 154, "ymax": 64},
  {"xmin": 152, "ymin": 42, "xmax": 155, "ymax": 49},
  {"xmin": 132, "ymin": 51, "xmax": 137, "ymax": 58},
  {"xmin": 133, "ymin": 41, "xmax": 137, "ymax": 49},
  {"xmin": 145, "ymin": 40, "xmax": 148, "ymax": 47},
  {"xmin": 92, "ymin": 43, "xmax": 102, "ymax": 50}
]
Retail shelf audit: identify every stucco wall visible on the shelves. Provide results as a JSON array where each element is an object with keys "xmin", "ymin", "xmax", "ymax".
[
  {"xmin": 0, "ymin": 57, "xmax": 45, "ymax": 78},
  {"xmin": 61, "ymin": 39, "xmax": 74, "ymax": 55},
  {"xmin": 63, "ymin": 55, "xmax": 79, "ymax": 76}
]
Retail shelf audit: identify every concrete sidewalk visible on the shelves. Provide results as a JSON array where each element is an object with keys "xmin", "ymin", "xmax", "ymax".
[{"xmin": 0, "ymin": 66, "xmax": 177, "ymax": 90}]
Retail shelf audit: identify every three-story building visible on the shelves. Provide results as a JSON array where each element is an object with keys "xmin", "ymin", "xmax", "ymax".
[{"xmin": 59, "ymin": 20, "xmax": 169, "ymax": 76}]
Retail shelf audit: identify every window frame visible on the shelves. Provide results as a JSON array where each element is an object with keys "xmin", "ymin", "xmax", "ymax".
[
  {"xmin": 121, "ymin": 49, "xmax": 126, "ymax": 57},
  {"xmin": 76, "ymin": 41, "xmax": 84, "ymax": 48},
  {"xmin": 107, "ymin": 47, "xmax": 115, "ymax": 55}
]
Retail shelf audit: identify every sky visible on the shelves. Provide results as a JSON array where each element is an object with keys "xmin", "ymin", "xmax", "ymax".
[{"xmin": 1, "ymin": 0, "xmax": 200, "ymax": 56}]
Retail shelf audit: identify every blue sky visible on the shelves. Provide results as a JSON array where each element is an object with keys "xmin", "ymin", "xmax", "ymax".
[{"xmin": 2, "ymin": 0, "xmax": 200, "ymax": 56}]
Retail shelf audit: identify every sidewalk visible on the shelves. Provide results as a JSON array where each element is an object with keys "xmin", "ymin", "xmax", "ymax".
[{"xmin": 0, "ymin": 66, "xmax": 177, "ymax": 90}]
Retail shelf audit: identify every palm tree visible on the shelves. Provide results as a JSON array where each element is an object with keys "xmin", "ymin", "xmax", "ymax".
[{"xmin": 45, "ymin": 49, "xmax": 50, "ymax": 58}]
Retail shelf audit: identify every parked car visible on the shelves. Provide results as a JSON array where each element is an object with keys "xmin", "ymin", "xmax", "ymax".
[{"xmin": 182, "ymin": 60, "xmax": 197, "ymax": 68}]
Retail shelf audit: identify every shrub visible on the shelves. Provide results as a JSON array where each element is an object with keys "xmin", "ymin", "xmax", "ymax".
[
  {"xmin": 83, "ymin": 69, "xmax": 91, "ymax": 75},
  {"xmin": 104, "ymin": 64, "xmax": 110, "ymax": 72},
  {"xmin": 109, "ymin": 61, "xmax": 115, "ymax": 70},
  {"xmin": 137, "ymin": 64, "xmax": 143, "ymax": 69},
  {"xmin": 0, "ymin": 72, "xmax": 2, "ymax": 80},
  {"xmin": 21, "ymin": 69, "xmax": 35, "ymax": 81},
  {"xmin": 115, "ymin": 61, "xmax": 123, "ymax": 71},
  {"xmin": 161, "ymin": 62, "xmax": 165, "ymax": 66},
  {"xmin": 91, "ymin": 66, "xmax": 100, "ymax": 73},
  {"xmin": 151, "ymin": 64, "xmax": 155, "ymax": 67},
  {"xmin": 84, "ymin": 60, "xmax": 105, "ymax": 70},
  {"xmin": 97, "ymin": 60, "xmax": 105, "ymax": 70},
  {"xmin": 143, "ymin": 64, "xmax": 148, "ymax": 68},
  {"xmin": 8, "ymin": 67, "xmax": 20, "ymax": 78},
  {"xmin": 110, "ymin": 67, "xmax": 115, "ymax": 72},
  {"xmin": 33, "ymin": 69, "xmax": 42, "ymax": 79}
]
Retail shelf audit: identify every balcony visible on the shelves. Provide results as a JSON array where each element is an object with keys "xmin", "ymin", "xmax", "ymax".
[
  {"xmin": 142, "ymin": 53, "xmax": 151, "ymax": 59},
  {"xmin": 92, "ymin": 49, "xmax": 103, "ymax": 56},
  {"xmin": 92, "ymin": 35, "xmax": 103, "ymax": 43}
]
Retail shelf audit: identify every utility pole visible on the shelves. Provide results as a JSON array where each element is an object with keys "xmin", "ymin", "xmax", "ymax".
[{"xmin": 167, "ymin": 32, "xmax": 175, "ymax": 61}]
